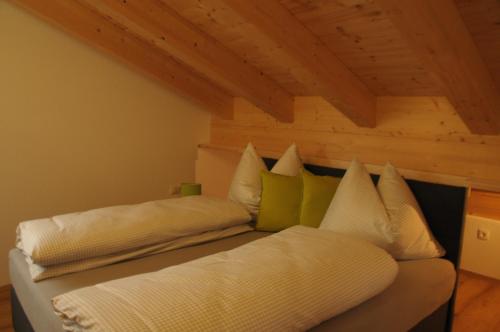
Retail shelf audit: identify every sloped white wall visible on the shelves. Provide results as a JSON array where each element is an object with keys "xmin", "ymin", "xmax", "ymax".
[{"xmin": 0, "ymin": 2, "xmax": 210, "ymax": 286}]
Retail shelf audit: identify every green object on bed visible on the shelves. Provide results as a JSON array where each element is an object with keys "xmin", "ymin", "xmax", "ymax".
[
  {"xmin": 300, "ymin": 169, "xmax": 341, "ymax": 228},
  {"xmin": 256, "ymin": 171, "xmax": 302, "ymax": 231}
]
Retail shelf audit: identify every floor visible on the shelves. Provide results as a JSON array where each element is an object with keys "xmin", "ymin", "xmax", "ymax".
[
  {"xmin": 0, "ymin": 285, "xmax": 11, "ymax": 332},
  {"xmin": 0, "ymin": 270, "xmax": 498, "ymax": 332},
  {"xmin": 453, "ymin": 270, "xmax": 500, "ymax": 332}
]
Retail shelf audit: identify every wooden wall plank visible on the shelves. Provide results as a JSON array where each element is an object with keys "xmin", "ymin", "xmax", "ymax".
[
  {"xmin": 11, "ymin": 0, "xmax": 234, "ymax": 119},
  {"xmin": 213, "ymin": 97, "xmax": 500, "ymax": 145},
  {"xmin": 210, "ymin": 97, "xmax": 500, "ymax": 191},
  {"xmin": 377, "ymin": 0, "xmax": 500, "ymax": 134},
  {"xmin": 468, "ymin": 190, "xmax": 500, "ymax": 220},
  {"xmin": 198, "ymin": 144, "xmax": 476, "ymax": 190},
  {"xmin": 80, "ymin": 0, "xmax": 294, "ymax": 122}
]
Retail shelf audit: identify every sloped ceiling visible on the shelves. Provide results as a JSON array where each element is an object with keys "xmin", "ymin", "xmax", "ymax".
[{"xmin": 10, "ymin": 0, "xmax": 500, "ymax": 134}]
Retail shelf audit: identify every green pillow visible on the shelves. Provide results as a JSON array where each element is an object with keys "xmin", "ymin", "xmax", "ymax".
[
  {"xmin": 256, "ymin": 171, "xmax": 302, "ymax": 232},
  {"xmin": 300, "ymin": 169, "xmax": 341, "ymax": 228}
]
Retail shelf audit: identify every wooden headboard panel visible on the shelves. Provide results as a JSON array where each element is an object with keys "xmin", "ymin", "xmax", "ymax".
[
  {"xmin": 195, "ymin": 146, "xmax": 242, "ymax": 198},
  {"xmin": 196, "ymin": 146, "xmax": 467, "ymax": 266}
]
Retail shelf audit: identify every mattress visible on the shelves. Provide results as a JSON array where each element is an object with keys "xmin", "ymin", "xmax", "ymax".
[{"xmin": 9, "ymin": 231, "xmax": 456, "ymax": 332}]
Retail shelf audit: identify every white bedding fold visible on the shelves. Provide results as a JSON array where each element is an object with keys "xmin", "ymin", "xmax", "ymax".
[
  {"xmin": 53, "ymin": 225, "xmax": 398, "ymax": 332},
  {"xmin": 28, "ymin": 224, "xmax": 253, "ymax": 281},
  {"xmin": 16, "ymin": 196, "xmax": 252, "ymax": 280}
]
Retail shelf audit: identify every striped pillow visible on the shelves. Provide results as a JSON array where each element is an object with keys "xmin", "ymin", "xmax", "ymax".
[
  {"xmin": 319, "ymin": 159, "xmax": 395, "ymax": 251},
  {"xmin": 270, "ymin": 143, "xmax": 303, "ymax": 176},
  {"xmin": 228, "ymin": 143, "xmax": 267, "ymax": 216},
  {"xmin": 228, "ymin": 143, "xmax": 303, "ymax": 216},
  {"xmin": 377, "ymin": 163, "xmax": 445, "ymax": 259}
]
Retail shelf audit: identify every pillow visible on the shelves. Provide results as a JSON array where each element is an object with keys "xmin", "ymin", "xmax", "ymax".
[
  {"xmin": 270, "ymin": 143, "xmax": 302, "ymax": 176},
  {"xmin": 256, "ymin": 171, "xmax": 302, "ymax": 231},
  {"xmin": 228, "ymin": 143, "xmax": 267, "ymax": 216},
  {"xmin": 228, "ymin": 143, "xmax": 303, "ymax": 215},
  {"xmin": 377, "ymin": 163, "xmax": 445, "ymax": 259},
  {"xmin": 319, "ymin": 159, "xmax": 395, "ymax": 251},
  {"xmin": 300, "ymin": 169, "xmax": 341, "ymax": 228}
]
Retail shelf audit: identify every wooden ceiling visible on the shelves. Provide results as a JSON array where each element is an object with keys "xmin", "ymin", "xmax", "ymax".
[{"xmin": 11, "ymin": 0, "xmax": 500, "ymax": 134}]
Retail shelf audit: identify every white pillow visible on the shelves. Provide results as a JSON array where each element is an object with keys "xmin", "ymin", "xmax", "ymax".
[
  {"xmin": 228, "ymin": 143, "xmax": 303, "ymax": 216},
  {"xmin": 377, "ymin": 163, "xmax": 445, "ymax": 259},
  {"xmin": 271, "ymin": 143, "xmax": 302, "ymax": 176},
  {"xmin": 228, "ymin": 143, "xmax": 267, "ymax": 216},
  {"xmin": 319, "ymin": 159, "xmax": 395, "ymax": 251}
]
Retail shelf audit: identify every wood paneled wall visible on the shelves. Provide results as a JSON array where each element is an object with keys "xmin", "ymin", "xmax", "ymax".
[
  {"xmin": 468, "ymin": 190, "xmax": 500, "ymax": 220},
  {"xmin": 210, "ymin": 97, "xmax": 500, "ymax": 191}
]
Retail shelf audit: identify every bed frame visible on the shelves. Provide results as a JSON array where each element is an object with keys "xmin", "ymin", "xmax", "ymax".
[
  {"xmin": 10, "ymin": 157, "xmax": 467, "ymax": 332},
  {"xmin": 263, "ymin": 157, "xmax": 467, "ymax": 332}
]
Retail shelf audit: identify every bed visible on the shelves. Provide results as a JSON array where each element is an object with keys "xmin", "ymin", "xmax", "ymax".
[{"xmin": 9, "ymin": 157, "xmax": 467, "ymax": 332}]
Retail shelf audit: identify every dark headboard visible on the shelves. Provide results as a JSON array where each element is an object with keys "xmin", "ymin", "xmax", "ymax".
[
  {"xmin": 263, "ymin": 158, "xmax": 467, "ymax": 267},
  {"xmin": 264, "ymin": 157, "xmax": 466, "ymax": 332}
]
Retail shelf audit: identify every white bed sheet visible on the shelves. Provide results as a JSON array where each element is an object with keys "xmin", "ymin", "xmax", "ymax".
[{"xmin": 9, "ymin": 231, "xmax": 456, "ymax": 332}]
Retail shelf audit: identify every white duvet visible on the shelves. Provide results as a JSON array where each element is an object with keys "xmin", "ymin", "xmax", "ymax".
[
  {"xmin": 16, "ymin": 196, "xmax": 252, "ymax": 280},
  {"xmin": 53, "ymin": 226, "xmax": 398, "ymax": 332}
]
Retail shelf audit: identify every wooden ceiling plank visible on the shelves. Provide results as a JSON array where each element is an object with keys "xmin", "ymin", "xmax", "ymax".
[
  {"xmin": 456, "ymin": 0, "xmax": 500, "ymax": 98},
  {"xmin": 377, "ymin": 0, "xmax": 500, "ymax": 134},
  {"xmin": 10, "ymin": 0, "xmax": 234, "ymax": 119},
  {"xmin": 220, "ymin": 0, "xmax": 377, "ymax": 127},
  {"xmin": 280, "ymin": 0, "xmax": 444, "ymax": 97},
  {"xmin": 80, "ymin": 0, "xmax": 294, "ymax": 122}
]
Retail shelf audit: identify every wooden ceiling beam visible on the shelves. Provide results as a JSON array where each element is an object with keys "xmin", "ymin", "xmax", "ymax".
[
  {"xmin": 377, "ymin": 0, "xmax": 500, "ymax": 134},
  {"xmin": 219, "ymin": 0, "xmax": 377, "ymax": 127},
  {"xmin": 80, "ymin": 0, "xmax": 294, "ymax": 122},
  {"xmin": 10, "ymin": 0, "xmax": 234, "ymax": 119}
]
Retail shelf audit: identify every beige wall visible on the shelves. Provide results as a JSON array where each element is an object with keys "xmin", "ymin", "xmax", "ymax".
[{"xmin": 0, "ymin": 2, "xmax": 210, "ymax": 285}]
